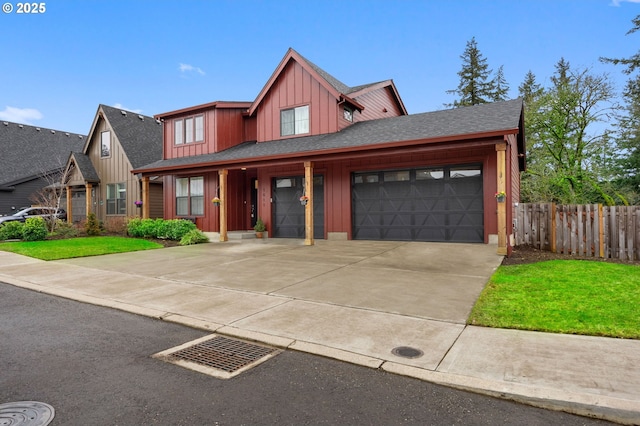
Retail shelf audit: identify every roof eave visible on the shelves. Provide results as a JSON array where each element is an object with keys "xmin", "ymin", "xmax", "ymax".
[
  {"xmin": 133, "ymin": 127, "xmax": 519, "ymax": 175},
  {"xmin": 155, "ymin": 101, "xmax": 252, "ymax": 119}
]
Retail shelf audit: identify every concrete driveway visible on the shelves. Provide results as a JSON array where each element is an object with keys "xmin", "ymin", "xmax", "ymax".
[
  {"xmin": 55, "ymin": 239, "xmax": 502, "ymax": 324},
  {"xmin": 4, "ymin": 240, "xmax": 640, "ymax": 422}
]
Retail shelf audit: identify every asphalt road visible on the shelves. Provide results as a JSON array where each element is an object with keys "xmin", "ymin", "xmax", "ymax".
[{"xmin": 0, "ymin": 282, "xmax": 612, "ymax": 426}]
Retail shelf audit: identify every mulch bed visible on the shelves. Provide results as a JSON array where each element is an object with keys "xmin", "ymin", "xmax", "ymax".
[{"xmin": 503, "ymin": 245, "xmax": 639, "ymax": 266}]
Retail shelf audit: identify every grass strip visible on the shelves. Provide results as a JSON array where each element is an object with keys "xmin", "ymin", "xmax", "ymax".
[
  {"xmin": 469, "ymin": 260, "xmax": 640, "ymax": 339},
  {"xmin": 0, "ymin": 236, "xmax": 163, "ymax": 260}
]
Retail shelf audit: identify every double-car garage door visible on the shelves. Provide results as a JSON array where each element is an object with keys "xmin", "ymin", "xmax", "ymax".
[
  {"xmin": 352, "ymin": 165, "xmax": 484, "ymax": 242},
  {"xmin": 272, "ymin": 164, "xmax": 484, "ymax": 242}
]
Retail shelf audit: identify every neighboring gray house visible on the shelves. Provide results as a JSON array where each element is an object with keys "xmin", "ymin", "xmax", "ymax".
[
  {"xmin": 0, "ymin": 121, "xmax": 86, "ymax": 215},
  {"xmin": 64, "ymin": 105, "xmax": 164, "ymax": 224}
]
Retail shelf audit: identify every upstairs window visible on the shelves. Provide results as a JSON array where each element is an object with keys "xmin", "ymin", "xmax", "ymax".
[
  {"xmin": 174, "ymin": 115, "xmax": 204, "ymax": 145},
  {"xmin": 281, "ymin": 105, "xmax": 309, "ymax": 137},
  {"xmin": 101, "ymin": 131, "xmax": 111, "ymax": 157}
]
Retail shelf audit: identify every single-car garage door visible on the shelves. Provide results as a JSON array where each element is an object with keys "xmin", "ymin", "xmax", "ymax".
[
  {"xmin": 352, "ymin": 165, "xmax": 483, "ymax": 242},
  {"xmin": 272, "ymin": 176, "xmax": 324, "ymax": 239}
]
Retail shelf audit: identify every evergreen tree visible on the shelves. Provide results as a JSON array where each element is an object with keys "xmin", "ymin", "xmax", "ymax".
[
  {"xmin": 518, "ymin": 70, "xmax": 543, "ymax": 105},
  {"xmin": 601, "ymin": 14, "xmax": 640, "ymax": 204},
  {"xmin": 600, "ymin": 15, "xmax": 640, "ymax": 74},
  {"xmin": 491, "ymin": 65, "xmax": 510, "ymax": 102},
  {"xmin": 446, "ymin": 37, "xmax": 495, "ymax": 107}
]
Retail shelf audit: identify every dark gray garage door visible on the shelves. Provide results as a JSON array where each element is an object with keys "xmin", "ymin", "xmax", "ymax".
[
  {"xmin": 272, "ymin": 176, "xmax": 324, "ymax": 239},
  {"xmin": 352, "ymin": 165, "xmax": 483, "ymax": 242}
]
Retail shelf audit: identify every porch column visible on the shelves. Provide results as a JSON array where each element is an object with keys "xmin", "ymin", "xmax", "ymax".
[
  {"xmin": 219, "ymin": 169, "xmax": 228, "ymax": 242},
  {"xmin": 496, "ymin": 143, "xmax": 507, "ymax": 255},
  {"xmin": 141, "ymin": 176, "xmax": 150, "ymax": 219},
  {"xmin": 66, "ymin": 186, "xmax": 72, "ymax": 223},
  {"xmin": 304, "ymin": 161, "xmax": 314, "ymax": 246},
  {"xmin": 85, "ymin": 183, "xmax": 92, "ymax": 219}
]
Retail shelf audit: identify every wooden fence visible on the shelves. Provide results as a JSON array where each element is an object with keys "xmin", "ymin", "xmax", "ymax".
[{"xmin": 513, "ymin": 203, "xmax": 640, "ymax": 261}]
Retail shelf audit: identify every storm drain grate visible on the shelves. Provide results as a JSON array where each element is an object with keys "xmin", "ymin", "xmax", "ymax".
[{"xmin": 155, "ymin": 335, "xmax": 281, "ymax": 379}]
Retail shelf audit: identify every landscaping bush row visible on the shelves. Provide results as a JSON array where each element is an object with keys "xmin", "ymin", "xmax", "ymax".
[
  {"xmin": 1, "ymin": 216, "xmax": 208, "ymax": 246},
  {"xmin": 126, "ymin": 218, "xmax": 198, "ymax": 240},
  {"xmin": 0, "ymin": 217, "xmax": 49, "ymax": 241}
]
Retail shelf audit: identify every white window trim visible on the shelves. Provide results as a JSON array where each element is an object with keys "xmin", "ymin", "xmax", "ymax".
[
  {"xmin": 281, "ymin": 105, "xmax": 309, "ymax": 137},
  {"xmin": 174, "ymin": 115, "xmax": 204, "ymax": 145}
]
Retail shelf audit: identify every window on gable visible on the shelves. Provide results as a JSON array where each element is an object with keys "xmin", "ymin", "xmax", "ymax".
[
  {"xmin": 176, "ymin": 176, "xmax": 204, "ymax": 216},
  {"xmin": 281, "ymin": 105, "xmax": 309, "ymax": 137},
  {"xmin": 101, "ymin": 131, "xmax": 111, "ymax": 157},
  {"xmin": 343, "ymin": 107, "xmax": 353, "ymax": 122},
  {"xmin": 174, "ymin": 115, "xmax": 204, "ymax": 145},
  {"xmin": 106, "ymin": 183, "xmax": 126, "ymax": 215}
]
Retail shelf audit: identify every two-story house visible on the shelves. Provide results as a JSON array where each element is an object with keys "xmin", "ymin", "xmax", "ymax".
[
  {"xmin": 134, "ymin": 48, "xmax": 524, "ymax": 254},
  {"xmin": 63, "ymin": 104, "xmax": 164, "ymax": 224}
]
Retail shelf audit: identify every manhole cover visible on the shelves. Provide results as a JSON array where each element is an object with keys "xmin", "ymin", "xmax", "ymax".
[
  {"xmin": 154, "ymin": 335, "xmax": 281, "ymax": 379},
  {"xmin": 391, "ymin": 346, "xmax": 424, "ymax": 359},
  {"xmin": 0, "ymin": 401, "xmax": 55, "ymax": 426}
]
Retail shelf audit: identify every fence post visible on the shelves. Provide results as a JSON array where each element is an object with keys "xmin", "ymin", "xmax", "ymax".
[{"xmin": 550, "ymin": 203, "xmax": 557, "ymax": 253}]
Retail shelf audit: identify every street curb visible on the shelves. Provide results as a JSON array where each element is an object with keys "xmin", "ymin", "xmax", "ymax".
[
  {"xmin": 382, "ymin": 362, "xmax": 640, "ymax": 425},
  {"xmin": 2, "ymin": 277, "xmax": 638, "ymax": 424}
]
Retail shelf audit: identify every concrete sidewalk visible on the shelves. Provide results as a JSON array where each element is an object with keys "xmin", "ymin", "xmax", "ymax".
[{"xmin": 1, "ymin": 239, "xmax": 638, "ymax": 424}]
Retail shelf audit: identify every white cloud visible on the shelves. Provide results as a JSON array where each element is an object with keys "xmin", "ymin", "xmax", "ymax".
[
  {"xmin": 113, "ymin": 103, "xmax": 143, "ymax": 114},
  {"xmin": 611, "ymin": 0, "xmax": 640, "ymax": 6},
  {"xmin": 179, "ymin": 63, "xmax": 206, "ymax": 76},
  {"xmin": 0, "ymin": 106, "xmax": 43, "ymax": 124}
]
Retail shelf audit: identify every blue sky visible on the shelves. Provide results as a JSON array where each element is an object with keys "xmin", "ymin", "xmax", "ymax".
[{"xmin": 1, "ymin": 0, "xmax": 639, "ymax": 135}]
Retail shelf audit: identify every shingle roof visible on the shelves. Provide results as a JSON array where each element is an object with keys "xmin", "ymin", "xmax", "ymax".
[
  {"xmin": 70, "ymin": 152, "xmax": 99, "ymax": 182},
  {"xmin": 0, "ymin": 121, "xmax": 86, "ymax": 186},
  {"xmin": 295, "ymin": 50, "xmax": 352, "ymax": 94},
  {"xmin": 99, "ymin": 105, "xmax": 163, "ymax": 169},
  {"xmin": 136, "ymin": 98, "xmax": 524, "ymax": 172},
  {"xmin": 295, "ymin": 50, "xmax": 390, "ymax": 97}
]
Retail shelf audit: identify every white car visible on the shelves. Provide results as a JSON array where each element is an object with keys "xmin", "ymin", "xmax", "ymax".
[{"xmin": 0, "ymin": 207, "xmax": 67, "ymax": 225}]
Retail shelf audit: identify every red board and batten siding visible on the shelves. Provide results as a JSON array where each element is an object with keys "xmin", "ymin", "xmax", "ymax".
[
  {"xmin": 251, "ymin": 143, "xmax": 500, "ymax": 241},
  {"xmin": 257, "ymin": 61, "xmax": 339, "ymax": 142},
  {"xmin": 354, "ymin": 87, "xmax": 404, "ymax": 123},
  {"xmin": 163, "ymin": 106, "xmax": 250, "ymax": 160}
]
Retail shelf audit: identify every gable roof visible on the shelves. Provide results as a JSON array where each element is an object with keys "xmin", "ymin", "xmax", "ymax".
[
  {"xmin": 85, "ymin": 105, "xmax": 163, "ymax": 169},
  {"xmin": 248, "ymin": 48, "xmax": 407, "ymax": 116},
  {"xmin": 68, "ymin": 152, "xmax": 99, "ymax": 183},
  {"xmin": 135, "ymin": 99, "xmax": 524, "ymax": 174},
  {"xmin": 0, "ymin": 121, "xmax": 86, "ymax": 187}
]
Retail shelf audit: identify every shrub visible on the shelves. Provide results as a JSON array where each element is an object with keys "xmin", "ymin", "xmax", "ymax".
[
  {"xmin": 127, "ymin": 218, "xmax": 197, "ymax": 241},
  {"xmin": 103, "ymin": 216, "xmax": 128, "ymax": 235},
  {"xmin": 166, "ymin": 219, "xmax": 197, "ymax": 240},
  {"xmin": 85, "ymin": 213, "xmax": 101, "ymax": 236},
  {"xmin": 126, "ymin": 217, "xmax": 144, "ymax": 237},
  {"xmin": 179, "ymin": 229, "xmax": 209, "ymax": 245},
  {"xmin": 52, "ymin": 220, "xmax": 78, "ymax": 238},
  {"xmin": 154, "ymin": 219, "xmax": 172, "ymax": 239},
  {"xmin": 22, "ymin": 217, "xmax": 48, "ymax": 241},
  {"xmin": 0, "ymin": 221, "xmax": 24, "ymax": 240}
]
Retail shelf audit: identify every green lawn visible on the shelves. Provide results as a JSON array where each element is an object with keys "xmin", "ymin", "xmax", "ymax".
[
  {"xmin": 0, "ymin": 236, "xmax": 163, "ymax": 260},
  {"xmin": 469, "ymin": 260, "xmax": 640, "ymax": 339}
]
